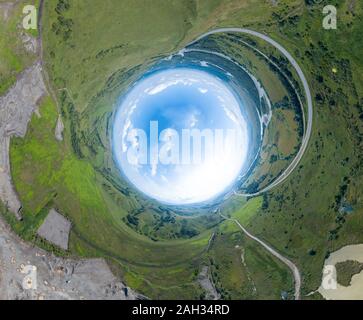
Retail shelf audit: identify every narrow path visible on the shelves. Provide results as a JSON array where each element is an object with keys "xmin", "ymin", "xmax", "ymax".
[
  {"xmin": 38, "ymin": 0, "xmax": 61, "ymax": 113},
  {"xmin": 186, "ymin": 29, "xmax": 308, "ymax": 299},
  {"xmin": 186, "ymin": 28, "xmax": 313, "ymax": 196},
  {"xmin": 35, "ymin": 17, "xmax": 304, "ymax": 299},
  {"xmin": 220, "ymin": 213, "xmax": 301, "ymax": 300}
]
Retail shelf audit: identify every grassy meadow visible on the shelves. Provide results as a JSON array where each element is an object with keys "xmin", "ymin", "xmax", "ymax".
[{"xmin": 2, "ymin": 0, "xmax": 362, "ymax": 299}]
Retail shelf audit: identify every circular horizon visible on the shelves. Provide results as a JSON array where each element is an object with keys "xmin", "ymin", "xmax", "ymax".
[{"xmin": 112, "ymin": 68, "xmax": 249, "ymax": 205}]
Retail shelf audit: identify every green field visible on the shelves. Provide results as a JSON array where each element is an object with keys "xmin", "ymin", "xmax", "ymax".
[
  {"xmin": 336, "ymin": 260, "xmax": 363, "ymax": 287},
  {"xmin": 1, "ymin": 0, "xmax": 363, "ymax": 300},
  {"xmin": 0, "ymin": 0, "xmax": 40, "ymax": 94}
]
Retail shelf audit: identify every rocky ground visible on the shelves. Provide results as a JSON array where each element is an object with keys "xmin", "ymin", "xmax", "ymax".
[
  {"xmin": 0, "ymin": 20, "xmax": 140, "ymax": 298},
  {"xmin": 198, "ymin": 266, "xmax": 220, "ymax": 300},
  {"xmin": 0, "ymin": 1, "xmax": 15, "ymax": 22},
  {"xmin": 37, "ymin": 209, "xmax": 72, "ymax": 251},
  {"xmin": 54, "ymin": 115, "xmax": 64, "ymax": 141},
  {"xmin": 0, "ymin": 216, "xmax": 139, "ymax": 300},
  {"xmin": 0, "ymin": 62, "xmax": 46, "ymax": 219}
]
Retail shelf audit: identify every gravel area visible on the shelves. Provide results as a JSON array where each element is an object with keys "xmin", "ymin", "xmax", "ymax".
[
  {"xmin": 0, "ymin": 216, "xmax": 139, "ymax": 300},
  {"xmin": 0, "ymin": 62, "xmax": 47, "ymax": 219},
  {"xmin": 55, "ymin": 115, "xmax": 64, "ymax": 141},
  {"xmin": 37, "ymin": 209, "xmax": 71, "ymax": 251},
  {"xmin": 198, "ymin": 266, "xmax": 220, "ymax": 300},
  {"xmin": 0, "ymin": 62, "xmax": 142, "ymax": 300}
]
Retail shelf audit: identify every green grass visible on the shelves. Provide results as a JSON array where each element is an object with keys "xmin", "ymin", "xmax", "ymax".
[
  {"xmin": 10, "ymin": 95, "xmax": 213, "ymax": 298},
  {"xmin": 336, "ymin": 260, "xmax": 363, "ymax": 287},
  {"xmin": 0, "ymin": 0, "xmax": 38, "ymax": 95},
  {"xmin": 4, "ymin": 0, "xmax": 363, "ymax": 300},
  {"xmin": 208, "ymin": 218, "xmax": 293, "ymax": 299},
  {"xmin": 42, "ymin": 0, "xmax": 201, "ymax": 113},
  {"xmin": 8, "ymin": 37, "xmax": 292, "ymax": 300},
  {"xmin": 232, "ymin": 197, "xmax": 263, "ymax": 225},
  {"xmin": 237, "ymin": 0, "xmax": 363, "ymax": 297},
  {"xmin": 209, "ymin": 32, "xmax": 304, "ymax": 193}
]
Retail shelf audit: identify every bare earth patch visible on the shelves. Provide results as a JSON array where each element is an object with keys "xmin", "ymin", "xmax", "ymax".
[
  {"xmin": 0, "ymin": 62, "xmax": 47, "ymax": 219},
  {"xmin": 198, "ymin": 266, "xmax": 220, "ymax": 300},
  {"xmin": 319, "ymin": 244, "xmax": 363, "ymax": 300},
  {"xmin": 0, "ymin": 2, "xmax": 15, "ymax": 22},
  {"xmin": 54, "ymin": 115, "xmax": 64, "ymax": 141},
  {"xmin": 21, "ymin": 33, "xmax": 38, "ymax": 54},
  {"xmin": 37, "ymin": 209, "xmax": 71, "ymax": 251},
  {"xmin": 0, "ymin": 216, "xmax": 140, "ymax": 300},
  {"xmin": 0, "ymin": 62, "xmax": 141, "ymax": 299}
]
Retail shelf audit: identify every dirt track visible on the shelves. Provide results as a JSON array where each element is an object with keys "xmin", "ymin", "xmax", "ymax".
[
  {"xmin": 0, "ymin": 9, "xmax": 140, "ymax": 297},
  {"xmin": 0, "ymin": 62, "xmax": 139, "ymax": 299},
  {"xmin": 221, "ymin": 214, "xmax": 301, "ymax": 300}
]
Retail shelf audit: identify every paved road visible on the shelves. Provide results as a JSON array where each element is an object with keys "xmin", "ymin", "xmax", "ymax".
[
  {"xmin": 187, "ymin": 28, "xmax": 313, "ymax": 196},
  {"xmin": 186, "ymin": 29, "xmax": 309, "ymax": 300},
  {"xmin": 33, "ymin": 22, "xmax": 306, "ymax": 299},
  {"xmin": 221, "ymin": 214, "xmax": 301, "ymax": 300}
]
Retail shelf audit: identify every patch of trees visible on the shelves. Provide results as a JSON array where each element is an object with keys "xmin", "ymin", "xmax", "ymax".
[
  {"xmin": 274, "ymin": 95, "xmax": 290, "ymax": 109},
  {"xmin": 188, "ymin": 34, "xmax": 221, "ymax": 53},
  {"xmin": 355, "ymin": 100, "xmax": 363, "ymax": 121},
  {"xmin": 52, "ymin": 0, "xmax": 73, "ymax": 41},
  {"xmin": 96, "ymin": 44, "xmax": 126, "ymax": 59},
  {"xmin": 269, "ymin": 154, "xmax": 278, "ymax": 164},
  {"xmin": 304, "ymin": 0, "xmax": 316, "ymax": 5},
  {"xmin": 329, "ymin": 178, "xmax": 351, "ymax": 241},
  {"xmin": 68, "ymin": 104, "xmax": 83, "ymax": 158},
  {"xmin": 125, "ymin": 214, "xmax": 139, "ymax": 227},
  {"xmin": 55, "ymin": 0, "xmax": 70, "ymax": 14},
  {"xmin": 210, "ymin": 265, "xmax": 232, "ymax": 300},
  {"xmin": 177, "ymin": 225, "xmax": 199, "ymax": 238},
  {"xmin": 334, "ymin": 178, "xmax": 349, "ymax": 210},
  {"xmin": 308, "ymin": 249, "xmax": 316, "ymax": 256},
  {"xmin": 262, "ymin": 193, "xmax": 269, "ymax": 210},
  {"xmin": 244, "ymin": 174, "xmax": 267, "ymax": 194},
  {"xmin": 84, "ymin": 125, "xmax": 105, "ymax": 156},
  {"xmin": 315, "ymin": 93, "xmax": 324, "ymax": 104},
  {"xmin": 60, "ymin": 93, "xmax": 83, "ymax": 158},
  {"xmin": 122, "ymin": 204, "xmax": 206, "ymax": 241},
  {"xmin": 100, "ymin": 168, "xmax": 130, "ymax": 196},
  {"xmin": 269, "ymin": 65, "xmax": 304, "ymax": 138}
]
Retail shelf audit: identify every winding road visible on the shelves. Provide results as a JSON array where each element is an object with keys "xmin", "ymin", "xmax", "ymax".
[
  {"xmin": 187, "ymin": 28, "xmax": 313, "ymax": 197},
  {"xmin": 221, "ymin": 213, "xmax": 301, "ymax": 300},
  {"xmin": 36, "ymin": 21, "xmax": 307, "ymax": 299},
  {"xmin": 185, "ymin": 29, "xmax": 310, "ymax": 300}
]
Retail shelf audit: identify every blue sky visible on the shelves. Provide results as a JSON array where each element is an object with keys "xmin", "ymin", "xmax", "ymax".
[{"xmin": 113, "ymin": 68, "xmax": 249, "ymax": 205}]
